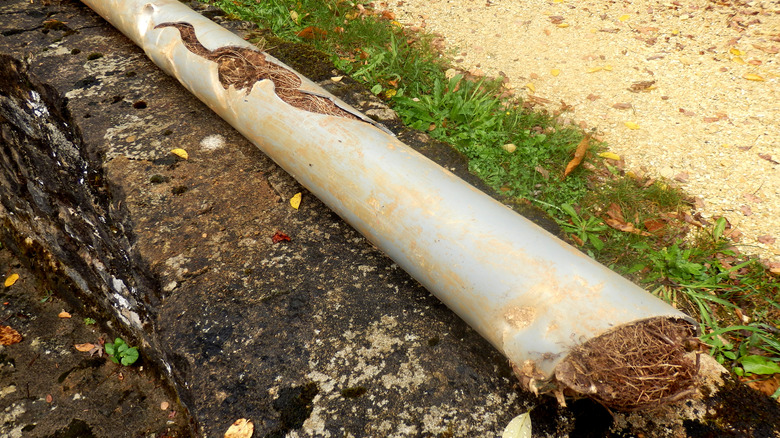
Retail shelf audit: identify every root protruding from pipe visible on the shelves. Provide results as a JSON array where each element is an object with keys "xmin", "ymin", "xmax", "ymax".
[
  {"xmin": 155, "ymin": 22, "xmax": 360, "ymax": 121},
  {"xmin": 555, "ymin": 317, "xmax": 700, "ymax": 410}
]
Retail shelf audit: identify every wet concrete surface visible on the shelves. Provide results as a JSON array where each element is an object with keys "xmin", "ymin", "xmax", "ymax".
[{"xmin": 1, "ymin": 0, "xmax": 778, "ymax": 436}]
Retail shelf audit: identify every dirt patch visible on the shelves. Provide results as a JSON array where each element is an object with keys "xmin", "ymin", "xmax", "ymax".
[
  {"xmin": 555, "ymin": 317, "xmax": 699, "ymax": 410},
  {"xmin": 0, "ymin": 246, "xmax": 190, "ymax": 437}
]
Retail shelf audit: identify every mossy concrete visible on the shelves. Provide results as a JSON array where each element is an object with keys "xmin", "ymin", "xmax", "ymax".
[{"xmin": 1, "ymin": 0, "xmax": 778, "ymax": 436}]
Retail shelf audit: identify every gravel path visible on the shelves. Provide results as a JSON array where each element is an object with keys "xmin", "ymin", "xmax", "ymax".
[{"xmin": 394, "ymin": 0, "xmax": 779, "ymax": 264}]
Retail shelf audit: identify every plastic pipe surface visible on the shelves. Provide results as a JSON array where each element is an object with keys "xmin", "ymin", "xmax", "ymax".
[{"xmin": 80, "ymin": 0, "xmax": 696, "ymax": 402}]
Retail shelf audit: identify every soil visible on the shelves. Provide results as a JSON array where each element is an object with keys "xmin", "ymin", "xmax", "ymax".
[
  {"xmin": 0, "ymin": 246, "xmax": 191, "ymax": 437},
  {"xmin": 394, "ymin": 0, "xmax": 780, "ymax": 265}
]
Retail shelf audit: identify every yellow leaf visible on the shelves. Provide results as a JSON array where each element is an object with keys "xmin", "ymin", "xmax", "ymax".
[
  {"xmin": 550, "ymin": 68, "xmax": 561, "ymax": 77},
  {"xmin": 729, "ymin": 48, "xmax": 744, "ymax": 56},
  {"xmin": 59, "ymin": 311, "xmax": 72, "ymax": 319},
  {"xmin": 171, "ymin": 148, "xmax": 189, "ymax": 160},
  {"xmin": 743, "ymin": 73, "xmax": 765, "ymax": 81},
  {"xmin": 391, "ymin": 20, "xmax": 403, "ymax": 28},
  {"xmin": 290, "ymin": 192, "xmax": 302, "ymax": 210},
  {"xmin": 525, "ymin": 83, "xmax": 535, "ymax": 93},
  {"xmin": 502, "ymin": 143, "xmax": 517, "ymax": 153},
  {"xmin": 385, "ymin": 89, "xmax": 397, "ymax": 98},
  {"xmin": 553, "ymin": 0, "xmax": 564, "ymax": 3},
  {"xmin": 603, "ymin": 64, "xmax": 613, "ymax": 71},
  {"xmin": 224, "ymin": 418, "xmax": 254, "ymax": 438},
  {"xmin": 671, "ymin": 29, "xmax": 679, "ymax": 35},
  {"xmin": 587, "ymin": 66, "xmax": 602, "ymax": 73},
  {"xmin": 598, "ymin": 152, "xmax": 621, "ymax": 160},
  {"xmin": 4, "ymin": 273, "xmax": 19, "ymax": 287},
  {"xmin": 290, "ymin": 10, "xmax": 299, "ymax": 23},
  {"xmin": 618, "ymin": 14, "xmax": 630, "ymax": 22},
  {"xmin": 624, "ymin": 121, "xmax": 640, "ymax": 130},
  {"xmin": 731, "ymin": 56, "xmax": 746, "ymax": 65},
  {"xmin": 557, "ymin": 23, "xmax": 569, "ymax": 28}
]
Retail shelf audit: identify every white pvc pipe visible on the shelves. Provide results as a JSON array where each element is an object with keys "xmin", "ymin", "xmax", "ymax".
[{"xmin": 80, "ymin": 0, "xmax": 695, "ymax": 399}]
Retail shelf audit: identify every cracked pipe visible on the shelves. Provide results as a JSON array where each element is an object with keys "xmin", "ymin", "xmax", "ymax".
[{"xmin": 80, "ymin": 0, "xmax": 699, "ymax": 408}]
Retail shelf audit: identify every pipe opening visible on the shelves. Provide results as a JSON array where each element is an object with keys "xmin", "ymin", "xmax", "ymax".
[{"xmin": 554, "ymin": 317, "xmax": 700, "ymax": 410}]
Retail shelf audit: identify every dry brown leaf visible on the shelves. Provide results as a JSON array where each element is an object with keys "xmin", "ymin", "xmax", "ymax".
[
  {"xmin": 605, "ymin": 202, "xmax": 625, "ymax": 222},
  {"xmin": 75, "ymin": 343, "xmax": 96, "ymax": 352},
  {"xmin": 757, "ymin": 235, "xmax": 776, "ymax": 245},
  {"xmin": 564, "ymin": 135, "xmax": 590, "ymax": 177},
  {"xmin": 586, "ymin": 93, "xmax": 600, "ymax": 101},
  {"xmin": 58, "ymin": 311, "xmax": 72, "ymax": 319},
  {"xmin": 612, "ymin": 102, "xmax": 633, "ymax": 110},
  {"xmin": 740, "ymin": 205, "xmax": 753, "ymax": 216},
  {"xmin": 628, "ymin": 80, "xmax": 656, "ymax": 92},
  {"xmin": 758, "ymin": 153, "xmax": 779, "ymax": 164},
  {"xmin": 224, "ymin": 418, "xmax": 254, "ymax": 438},
  {"xmin": 604, "ymin": 218, "xmax": 652, "ymax": 236},
  {"xmin": 0, "ymin": 325, "xmax": 22, "ymax": 345},
  {"xmin": 752, "ymin": 44, "xmax": 779, "ymax": 54},
  {"xmin": 643, "ymin": 218, "xmax": 667, "ymax": 233},
  {"xmin": 297, "ymin": 26, "xmax": 327, "ymax": 40},
  {"xmin": 744, "ymin": 193, "xmax": 762, "ymax": 203}
]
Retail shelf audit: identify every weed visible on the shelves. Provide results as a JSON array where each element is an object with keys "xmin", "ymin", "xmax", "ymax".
[
  {"xmin": 105, "ymin": 337, "xmax": 139, "ymax": 366},
  {"xmin": 556, "ymin": 203, "xmax": 607, "ymax": 251},
  {"xmin": 84, "ymin": 317, "xmax": 97, "ymax": 325},
  {"xmin": 40, "ymin": 290, "xmax": 53, "ymax": 303}
]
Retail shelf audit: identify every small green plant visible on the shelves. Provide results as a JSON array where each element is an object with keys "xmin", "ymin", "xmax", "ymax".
[
  {"xmin": 556, "ymin": 203, "xmax": 607, "ymax": 251},
  {"xmin": 105, "ymin": 337, "xmax": 139, "ymax": 366},
  {"xmin": 40, "ymin": 290, "xmax": 54, "ymax": 303},
  {"xmin": 83, "ymin": 317, "xmax": 97, "ymax": 325}
]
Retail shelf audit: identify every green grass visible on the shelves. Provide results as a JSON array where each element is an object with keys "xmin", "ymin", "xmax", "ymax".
[{"xmin": 205, "ymin": 0, "xmax": 780, "ymax": 387}]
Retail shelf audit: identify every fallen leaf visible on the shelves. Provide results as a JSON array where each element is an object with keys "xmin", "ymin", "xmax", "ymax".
[
  {"xmin": 557, "ymin": 23, "xmax": 570, "ymax": 28},
  {"xmin": 550, "ymin": 68, "xmax": 561, "ymax": 77},
  {"xmin": 744, "ymin": 193, "xmax": 762, "ymax": 203},
  {"xmin": 587, "ymin": 66, "xmax": 603, "ymax": 73},
  {"xmin": 297, "ymin": 26, "xmax": 327, "ymax": 40},
  {"xmin": 628, "ymin": 80, "xmax": 656, "ymax": 92},
  {"xmin": 289, "ymin": 192, "xmax": 302, "ymax": 210},
  {"xmin": 59, "ymin": 311, "xmax": 72, "ymax": 318},
  {"xmin": 289, "ymin": 10, "xmax": 299, "ymax": 23},
  {"xmin": 161, "ymin": 401, "xmax": 170, "ymax": 410},
  {"xmin": 752, "ymin": 44, "xmax": 779, "ymax": 54},
  {"xmin": 330, "ymin": 76, "xmax": 343, "ymax": 82},
  {"xmin": 729, "ymin": 47, "xmax": 744, "ymax": 56},
  {"xmin": 564, "ymin": 135, "xmax": 590, "ymax": 177},
  {"xmin": 598, "ymin": 151, "xmax": 620, "ymax": 160},
  {"xmin": 0, "ymin": 325, "xmax": 22, "ymax": 345},
  {"xmin": 75, "ymin": 343, "xmax": 95, "ymax": 352},
  {"xmin": 612, "ymin": 102, "xmax": 632, "ymax": 110},
  {"xmin": 586, "ymin": 93, "xmax": 600, "ymax": 101},
  {"xmin": 380, "ymin": 10, "xmax": 395, "ymax": 20},
  {"xmin": 535, "ymin": 165, "xmax": 550, "ymax": 180},
  {"xmin": 758, "ymin": 153, "xmax": 779, "ymax": 164},
  {"xmin": 225, "ymin": 418, "xmax": 254, "ymax": 438},
  {"xmin": 743, "ymin": 73, "xmax": 765, "ymax": 81},
  {"xmin": 740, "ymin": 205, "xmax": 753, "ymax": 216},
  {"xmin": 624, "ymin": 121, "xmax": 640, "ymax": 130},
  {"xmin": 674, "ymin": 172, "xmax": 689, "ymax": 183},
  {"xmin": 272, "ymin": 231, "xmax": 291, "ymax": 243},
  {"xmin": 757, "ymin": 235, "xmax": 776, "ymax": 245},
  {"xmin": 605, "ymin": 202, "xmax": 625, "ymax": 222},
  {"xmin": 643, "ymin": 218, "xmax": 667, "ymax": 232},
  {"xmin": 604, "ymin": 217, "xmax": 651, "ymax": 236},
  {"xmin": 525, "ymin": 83, "xmax": 536, "ymax": 93},
  {"xmin": 502, "ymin": 143, "xmax": 517, "ymax": 153},
  {"xmin": 4, "ymin": 273, "xmax": 19, "ymax": 287},
  {"xmin": 679, "ymin": 108, "xmax": 696, "ymax": 117},
  {"xmin": 731, "ymin": 56, "xmax": 746, "ymax": 64},
  {"xmin": 170, "ymin": 148, "xmax": 188, "ymax": 160},
  {"xmin": 502, "ymin": 412, "xmax": 532, "ymax": 438},
  {"xmin": 618, "ymin": 14, "xmax": 630, "ymax": 22}
]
